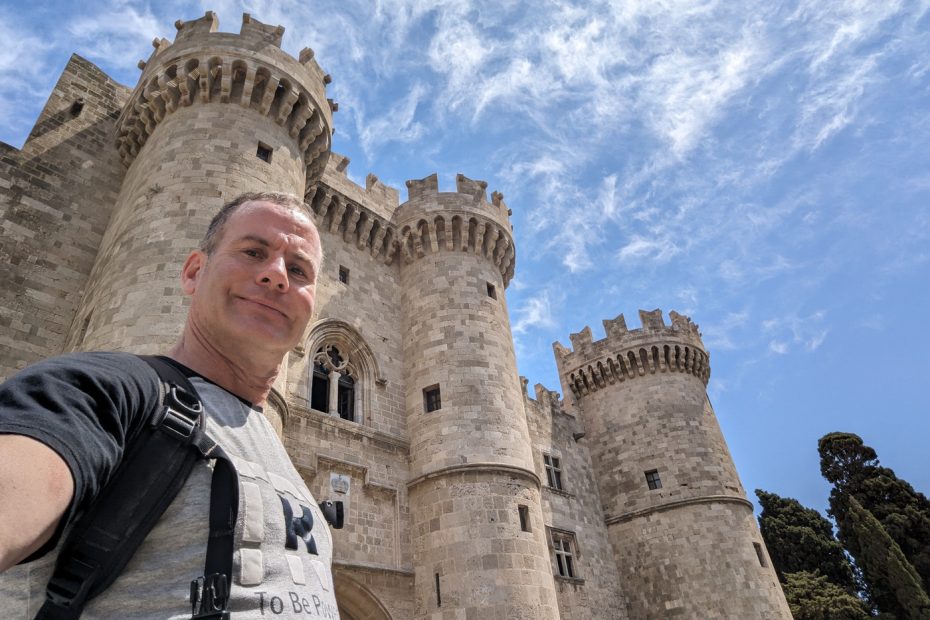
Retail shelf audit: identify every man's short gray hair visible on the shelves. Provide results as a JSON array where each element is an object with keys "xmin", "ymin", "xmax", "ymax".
[{"xmin": 200, "ymin": 191, "xmax": 312, "ymax": 255}]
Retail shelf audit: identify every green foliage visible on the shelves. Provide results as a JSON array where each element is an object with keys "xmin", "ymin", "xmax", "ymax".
[
  {"xmin": 819, "ymin": 433, "xmax": 930, "ymax": 596},
  {"xmin": 782, "ymin": 571, "xmax": 870, "ymax": 620},
  {"xmin": 756, "ymin": 489, "xmax": 857, "ymax": 591},
  {"xmin": 837, "ymin": 495, "xmax": 930, "ymax": 619}
]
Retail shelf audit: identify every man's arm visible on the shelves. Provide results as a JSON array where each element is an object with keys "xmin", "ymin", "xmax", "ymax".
[{"xmin": 0, "ymin": 434, "xmax": 74, "ymax": 572}]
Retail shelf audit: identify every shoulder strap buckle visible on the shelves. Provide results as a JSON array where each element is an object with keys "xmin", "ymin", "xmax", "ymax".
[
  {"xmin": 154, "ymin": 384, "xmax": 203, "ymax": 440},
  {"xmin": 44, "ymin": 555, "xmax": 98, "ymax": 609},
  {"xmin": 191, "ymin": 573, "xmax": 230, "ymax": 619}
]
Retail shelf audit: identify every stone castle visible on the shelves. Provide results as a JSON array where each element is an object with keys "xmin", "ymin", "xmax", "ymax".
[{"xmin": 0, "ymin": 11, "xmax": 792, "ymax": 619}]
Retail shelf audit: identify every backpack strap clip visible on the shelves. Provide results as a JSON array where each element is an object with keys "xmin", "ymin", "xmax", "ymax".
[
  {"xmin": 44, "ymin": 556, "xmax": 98, "ymax": 612},
  {"xmin": 190, "ymin": 573, "xmax": 230, "ymax": 619},
  {"xmin": 153, "ymin": 384, "xmax": 203, "ymax": 441}
]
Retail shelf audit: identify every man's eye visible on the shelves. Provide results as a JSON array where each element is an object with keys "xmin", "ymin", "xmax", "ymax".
[
  {"xmin": 244, "ymin": 249, "xmax": 261, "ymax": 257},
  {"xmin": 289, "ymin": 266, "xmax": 306, "ymax": 277}
]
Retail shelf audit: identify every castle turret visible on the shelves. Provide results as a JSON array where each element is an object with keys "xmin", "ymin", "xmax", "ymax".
[
  {"xmin": 67, "ymin": 11, "xmax": 333, "ymax": 355},
  {"xmin": 554, "ymin": 310, "xmax": 791, "ymax": 618},
  {"xmin": 397, "ymin": 175, "xmax": 560, "ymax": 618}
]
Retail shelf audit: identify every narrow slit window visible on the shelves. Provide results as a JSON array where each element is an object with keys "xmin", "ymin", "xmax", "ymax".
[
  {"xmin": 486, "ymin": 282, "xmax": 497, "ymax": 299},
  {"xmin": 753, "ymin": 542, "xmax": 767, "ymax": 567},
  {"xmin": 518, "ymin": 505, "xmax": 530, "ymax": 532},
  {"xmin": 256, "ymin": 142, "xmax": 273, "ymax": 163},
  {"xmin": 645, "ymin": 469, "xmax": 662, "ymax": 490},
  {"xmin": 424, "ymin": 385, "xmax": 441, "ymax": 412},
  {"xmin": 435, "ymin": 572, "xmax": 441, "ymax": 607},
  {"xmin": 338, "ymin": 266, "xmax": 350, "ymax": 284}
]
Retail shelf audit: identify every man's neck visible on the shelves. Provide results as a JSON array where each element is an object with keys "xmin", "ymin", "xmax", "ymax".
[{"xmin": 167, "ymin": 325, "xmax": 282, "ymax": 406}]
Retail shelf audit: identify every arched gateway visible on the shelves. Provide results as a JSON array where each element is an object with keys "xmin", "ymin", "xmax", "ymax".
[{"xmin": 334, "ymin": 574, "xmax": 393, "ymax": 620}]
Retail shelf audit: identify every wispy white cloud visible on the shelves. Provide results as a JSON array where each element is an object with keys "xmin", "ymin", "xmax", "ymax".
[
  {"xmin": 769, "ymin": 340, "xmax": 789, "ymax": 355},
  {"xmin": 67, "ymin": 3, "xmax": 163, "ymax": 62},
  {"xmin": 640, "ymin": 34, "xmax": 766, "ymax": 157},
  {"xmin": 0, "ymin": 20, "xmax": 54, "ymax": 144},
  {"xmin": 513, "ymin": 290, "xmax": 557, "ymax": 334},
  {"xmin": 701, "ymin": 311, "xmax": 750, "ymax": 351},
  {"xmin": 356, "ymin": 84, "xmax": 427, "ymax": 157},
  {"xmin": 762, "ymin": 311, "xmax": 829, "ymax": 354}
]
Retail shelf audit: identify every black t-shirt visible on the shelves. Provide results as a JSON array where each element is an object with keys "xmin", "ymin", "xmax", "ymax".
[{"xmin": 0, "ymin": 352, "xmax": 162, "ymax": 556}]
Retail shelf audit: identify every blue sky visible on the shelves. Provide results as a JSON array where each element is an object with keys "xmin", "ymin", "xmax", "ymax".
[{"xmin": 2, "ymin": 0, "xmax": 928, "ymax": 518}]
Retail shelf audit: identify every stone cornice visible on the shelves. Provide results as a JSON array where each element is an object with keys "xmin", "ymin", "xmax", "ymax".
[
  {"xmin": 605, "ymin": 494, "xmax": 753, "ymax": 526},
  {"xmin": 407, "ymin": 463, "xmax": 541, "ymax": 491}
]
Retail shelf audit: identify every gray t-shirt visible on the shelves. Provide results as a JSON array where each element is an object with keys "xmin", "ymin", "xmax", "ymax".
[{"xmin": 0, "ymin": 360, "xmax": 339, "ymax": 618}]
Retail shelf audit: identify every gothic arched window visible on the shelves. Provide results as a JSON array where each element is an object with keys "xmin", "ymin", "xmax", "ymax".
[{"xmin": 310, "ymin": 345, "xmax": 357, "ymax": 422}]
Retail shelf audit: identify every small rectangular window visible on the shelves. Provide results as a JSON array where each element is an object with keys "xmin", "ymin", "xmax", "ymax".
[
  {"xmin": 518, "ymin": 505, "xmax": 530, "ymax": 532},
  {"xmin": 645, "ymin": 469, "xmax": 662, "ymax": 490},
  {"xmin": 486, "ymin": 282, "xmax": 497, "ymax": 299},
  {"xmin": 753, "ymin": 542, "xmax": 767, "ymax": 567},
  {"xmin": 544, "ymin": 454, "xmax": 563, "ymax": 491},
  {"xmin": 256, "ymin": 142, "xmax": 273, "ymax": 162},
  {"xmin": 338, "ymin": 266, "xmax": 349, "ymax": 284},
  {"xmin": 551, "ymin": 530, "xmax": 577, "ymax": 578},
  {"xmin": 424, "ymin": 385, "xmax": 441, "ymax": 412}
]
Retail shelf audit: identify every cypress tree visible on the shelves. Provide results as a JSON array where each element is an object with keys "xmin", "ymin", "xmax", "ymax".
[
  {"xmin": 837, "ymin": 495, "xmax": 930, "ymax": 619},
  {"xmin": 782, "ymin": 571, "xmax": 869, "ymax": 620},
  {"xmin": 756, "ymin": 489, "xmax": 857, "ymax": 591},
  {"xmin": 819, "ymin": 432, "xmax": 930, "ymax": 594}
]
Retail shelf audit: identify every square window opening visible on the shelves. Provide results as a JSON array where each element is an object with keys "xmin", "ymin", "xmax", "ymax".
[
  {"xmin": 645, "ymin": 469, "xmax": 662, "ymax": 490},
  {"xmin": 424, "ymin": 385, "xmax": 442, "ymax": 412},
  {"xmin": 518, "ymin": 505, "xmax": 531, "ymax": 532},
  {"xmin": 256, "ymin": 142, "xmax": 273, "ymax": 163},
  {"xmin": 486, "ymin": 282, "xmax": 497, "ymax": 299},
  {"xmin": 338, "ymin": 266, "xmax": 350, "ymax": 284},
  {"xmin": 551, "ymin": 530, "xmax": 577, "ymax": 579},
  {"xmin": 544, "ymin": 454, "xmax": 564, "ymax": 491}
]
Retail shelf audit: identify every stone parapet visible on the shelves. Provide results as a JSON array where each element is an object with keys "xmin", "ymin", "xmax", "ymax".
[
  {"xmin": 554, "ymin": 309, "xmax": 710, "ymax": 399},
  {"xmin": 117, "ymin": 11, "xmax": 332, "ymax": 182},
  {"xmin": 393, "ymin": 173, "xmax": 515, "ymax": 285}
]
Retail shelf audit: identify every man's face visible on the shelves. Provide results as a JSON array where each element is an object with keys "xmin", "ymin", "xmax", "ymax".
[{"xmin": 181, "ymin": 200, "xmax": 322, "ymax": 356}]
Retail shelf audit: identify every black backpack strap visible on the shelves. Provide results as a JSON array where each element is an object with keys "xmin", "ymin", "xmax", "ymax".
[{"xmin": 36, "ymin": 355, "xmax": 238, "ymax": 620}]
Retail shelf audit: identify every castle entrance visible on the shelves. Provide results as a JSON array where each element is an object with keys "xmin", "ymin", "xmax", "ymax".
[{"xmin": 334, "ymin": 574, "xmax": 393, "ymax": 620}]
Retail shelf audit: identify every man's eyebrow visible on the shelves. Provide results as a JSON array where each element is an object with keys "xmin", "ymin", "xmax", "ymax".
[{"xmin": 238, "ymin": 234, "xmax": 271, "ymax": 247}]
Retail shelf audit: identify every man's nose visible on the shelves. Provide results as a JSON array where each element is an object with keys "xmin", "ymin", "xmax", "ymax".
[{"xmin": 259, "ymin": 256, "xmax": 289, "ymax": 291}]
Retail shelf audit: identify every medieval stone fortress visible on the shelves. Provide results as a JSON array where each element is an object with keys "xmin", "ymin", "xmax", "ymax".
[{"xmin": 0, "ymin": 11, "xmax": 792, "ymax": 619}]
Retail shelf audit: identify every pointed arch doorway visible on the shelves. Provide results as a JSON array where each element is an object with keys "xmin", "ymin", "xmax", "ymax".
[{"xmin": 334, "ymin": 573, "xmax": 393, "ymax": 620}]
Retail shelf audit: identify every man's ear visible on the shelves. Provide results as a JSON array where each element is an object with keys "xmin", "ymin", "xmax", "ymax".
[{"xmin": 180, "ymin": 250, "xmax": 207, "ymax": 295}]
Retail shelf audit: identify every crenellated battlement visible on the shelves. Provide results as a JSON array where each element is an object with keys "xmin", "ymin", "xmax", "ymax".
[
  {"xmin": 391, "ymin": 173, "xmax": 516, "ymax": 285},
  {"xmin": 401, "ymin": 173, "xmax": 513, "ymax": 228},
  {"xmin": 117, "ymin": 11, "xmax": 333, "ymax": 182},
  {"xmin": 554, "ymin": 309, "xmax": 710, "ymax": 398},
  {"xmin": 315, "ymin": 153, "xmax": 400, "ymax": 221}
]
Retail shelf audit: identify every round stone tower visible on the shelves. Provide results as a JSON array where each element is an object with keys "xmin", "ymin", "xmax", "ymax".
[
  {"xmin": 68, "ymin": 11, "xmax": 332, "ymax": 354},
  {"xmin": 554, "ymin": 309, "xmax": 791, "ymax": 619},
  {"xmin": 397, "ymin": 174, "xmax": 560, "ymax": 619}
]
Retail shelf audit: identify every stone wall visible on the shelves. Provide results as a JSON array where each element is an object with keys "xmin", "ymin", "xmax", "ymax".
[
  {"xmin": 396, "ymin": 184, "xmax": 559, "ymax": 619},
  {"xmin": 523, "ymin": 383, "xmax": 630, "ymax": 619},
  {"xmin": 556, "ymin": 311, "xmax": 791, "ymax": 619},
  {"xmin": 0, "ymin": 55, "xmax": 129, "ymax": 379}
]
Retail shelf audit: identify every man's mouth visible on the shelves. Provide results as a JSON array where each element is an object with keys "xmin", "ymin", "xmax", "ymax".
[{"xmin": 241, "ymin": 297, "xmax": 288, "ymax": 319}]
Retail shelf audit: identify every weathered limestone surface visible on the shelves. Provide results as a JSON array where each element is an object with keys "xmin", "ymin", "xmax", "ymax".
[
  {"xmin": 555, "ymin": 311, "xmax": 792, "ymax": 619},
  {"xmin": 0, "ymin": 10, "xmax": 792, "ymax": 620},
  {"xmin": 0, "ymin": 55, "xmax": 130, "ymax": 378}
]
